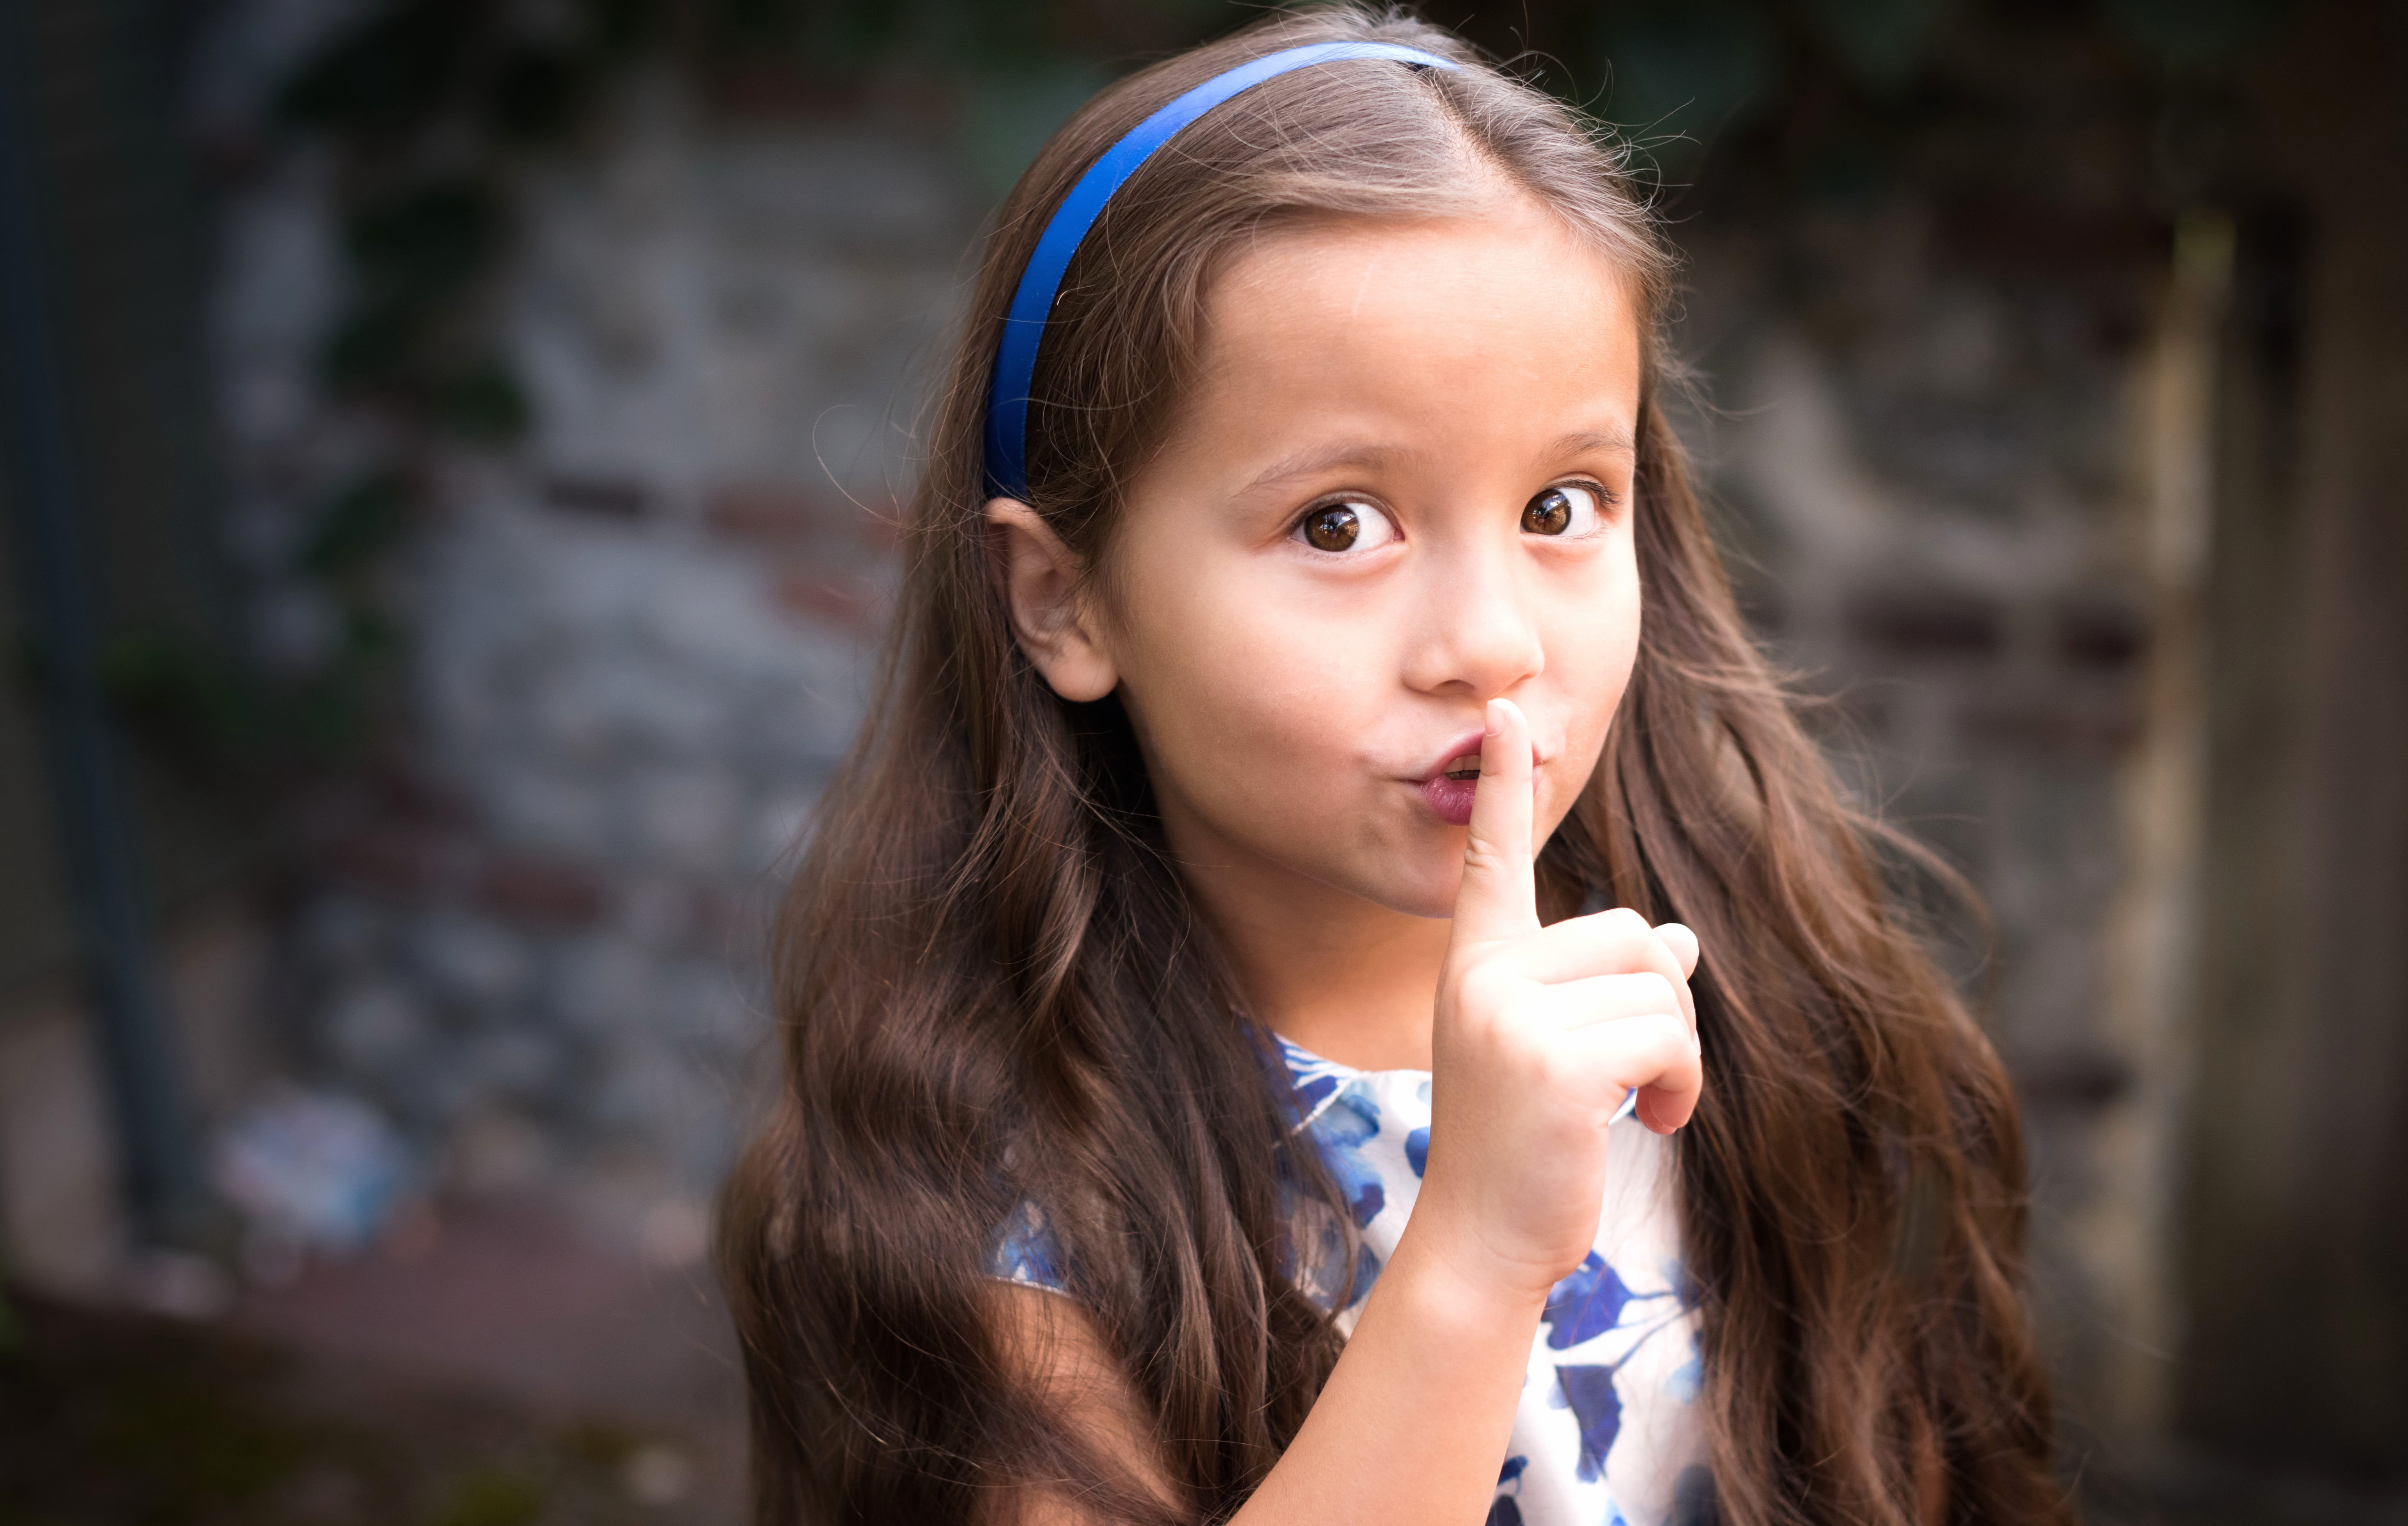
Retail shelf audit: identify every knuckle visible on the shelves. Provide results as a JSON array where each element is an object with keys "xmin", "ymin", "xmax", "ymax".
[
  {"xmin": 1601, "ymin": 907, "xmax": 1650, "ymax": 939},
  {"xmin": 1462, "ymin": 837, "xmax": 1511, "ymax": 876},
  {"xmin": 1455, "ymin": 959, "xmax": 1505, "ymax": 1008},
  {"xmin": 1528, "ymin": 1044, "xmax": 1571, "ymax": 1095}
]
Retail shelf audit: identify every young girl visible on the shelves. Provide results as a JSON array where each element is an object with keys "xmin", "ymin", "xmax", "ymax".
[{"xmin": 720, "ymin": 8, "xmax": 2062, "ymax": 1525}]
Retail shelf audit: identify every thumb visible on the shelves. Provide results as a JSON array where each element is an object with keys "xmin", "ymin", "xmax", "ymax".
[{"xmin": 1450, "ymin": 697, "xmax": 1540, "ymax": 945}]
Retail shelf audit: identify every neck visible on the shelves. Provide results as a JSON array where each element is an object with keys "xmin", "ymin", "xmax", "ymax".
[{"xmin": 1163, "ymin": 819, "xmax": 1452, "ymax": 1074}]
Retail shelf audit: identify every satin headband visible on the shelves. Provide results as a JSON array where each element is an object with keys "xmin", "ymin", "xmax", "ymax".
[{"xmin": 981, "ymin": 40, "xmax": 1463, "ymax": 502}]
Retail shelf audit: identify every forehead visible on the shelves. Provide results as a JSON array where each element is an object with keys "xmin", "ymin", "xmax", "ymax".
[{"xmin": 1185, "ymin": 204, "xmax": 1643, "ymax": 453}]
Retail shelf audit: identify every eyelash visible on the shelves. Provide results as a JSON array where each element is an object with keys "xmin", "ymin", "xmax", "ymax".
[{"xmin": 1286, "ymin": 479, "xmax": 1618, "ymax": 553}]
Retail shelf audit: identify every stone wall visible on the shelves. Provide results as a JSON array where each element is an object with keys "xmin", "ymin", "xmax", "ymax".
[{"xmin": 201, "ymin": 18, "xmax": 975, "ymax": 1248}]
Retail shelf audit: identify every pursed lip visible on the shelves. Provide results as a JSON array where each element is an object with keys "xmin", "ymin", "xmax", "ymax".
[{"xmin": 1408, "ymin": 724, "xmax": 1549, "ymax": 785}]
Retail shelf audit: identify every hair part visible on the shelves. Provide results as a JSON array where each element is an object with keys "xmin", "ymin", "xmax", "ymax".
[{"xmin": 720, "ymin": 7, "xmax": 2064, "ymax": 1524}]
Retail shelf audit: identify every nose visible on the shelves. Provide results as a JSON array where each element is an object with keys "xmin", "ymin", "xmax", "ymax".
[{"xmin": 1399, "ymin": 533, "xmax": 1545, "ymax": 699}]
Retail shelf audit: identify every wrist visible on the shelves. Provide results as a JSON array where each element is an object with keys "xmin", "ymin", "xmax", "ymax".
[{"xmin": 1378, "ymin": 1218, "xmax": 1552, "ymax": 1341}]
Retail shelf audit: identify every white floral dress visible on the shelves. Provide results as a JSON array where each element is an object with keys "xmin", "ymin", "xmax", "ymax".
[{"xmin": 992, "ymin": 1034, "xmax": 1713, "ymax": 1526}]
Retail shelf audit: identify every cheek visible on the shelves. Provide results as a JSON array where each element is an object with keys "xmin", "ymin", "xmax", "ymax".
[
  {"xmin": 1545, "ymin": 554, "xmax": 1644, "ymax": 780},
  {"xmin": 1119, "ymin": 577, "xmax": 1383, "ymax": 790}
]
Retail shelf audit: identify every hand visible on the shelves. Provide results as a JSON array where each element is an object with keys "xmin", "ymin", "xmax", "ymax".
[{"xmin": 1411, "ymin": 698, "xmax": 1706, "ymax": 1306}]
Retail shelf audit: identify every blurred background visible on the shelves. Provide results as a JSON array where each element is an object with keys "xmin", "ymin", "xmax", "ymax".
[{"xmin": 0, "ymin": 0, "xmax": 2400, "ymax": 1520}]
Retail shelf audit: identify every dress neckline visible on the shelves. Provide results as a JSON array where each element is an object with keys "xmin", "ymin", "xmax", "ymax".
[{"xmin": 1270, "ymin": 1029, "xmax": 1431, "ymax": 1082}]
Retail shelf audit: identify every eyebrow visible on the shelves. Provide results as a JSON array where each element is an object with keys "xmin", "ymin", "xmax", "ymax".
[
  {"xmin": 1237, "ymin": 429, "xmax": 1636, "ymax": 499},
  {"xmin": 1238, "ymin": 442, "xmax": 1409, "ymax": 497},
  {"xmin": 1549, "ymin": 428, "xmax": 1636, "ymax": 457}
]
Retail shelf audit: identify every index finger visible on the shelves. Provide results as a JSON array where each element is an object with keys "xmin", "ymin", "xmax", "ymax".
[{"xmin": 1449, "ymin": 697, "xmax": 1539, "ymax": 946}]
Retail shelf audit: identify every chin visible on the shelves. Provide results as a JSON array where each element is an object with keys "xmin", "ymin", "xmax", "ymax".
[{"xmin": 1343, "ymin": 854, "xmax": 1463, "ymax": 921}]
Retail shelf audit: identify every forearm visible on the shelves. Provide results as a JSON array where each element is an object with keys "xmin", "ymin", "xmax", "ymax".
[{"xmin": 1228, "ymin": 1224, "xmax": 1541, "ymax": 1526}]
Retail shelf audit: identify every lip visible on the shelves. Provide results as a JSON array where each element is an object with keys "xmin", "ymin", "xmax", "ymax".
[
  {"xmin": 1410, "ymin": 725, "xmax": 1546, "ymax": 828},
  {"xmin": 1419, "ymin": 727, "xmax": 1491, "ymax": 785}
]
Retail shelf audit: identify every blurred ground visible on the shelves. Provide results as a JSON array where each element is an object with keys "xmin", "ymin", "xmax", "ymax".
[{"xmin": 2, "ymin": 1195, "xmax": 745, "ymax": 1526}]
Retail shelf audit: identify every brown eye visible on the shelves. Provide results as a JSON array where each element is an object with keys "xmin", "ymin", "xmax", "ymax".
[
  {"xmin": 1522, "ymin": 483, "xmax": 1603, "ymax": 537},
  {"xmin": 1305, "ymin": 504, "xmax": 1361, "ymax": 552},
  {"xmin": 1523, "ymin": 487, "xmax": 1573, "ymax": 535},
  {"xmin": 1292, "ymin": 497, "xmax": 1398, "ymax": 555}
]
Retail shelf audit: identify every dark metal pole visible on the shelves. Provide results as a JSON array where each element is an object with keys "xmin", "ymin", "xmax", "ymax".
[{"xmin": 0, "ymin": 0, "xmax": 202, "ymax": 1246}]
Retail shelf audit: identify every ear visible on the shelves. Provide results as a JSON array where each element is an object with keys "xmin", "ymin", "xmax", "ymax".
[{"xmin": 984, "ymin": 498, "xmax": 1119, "ymax": 703}]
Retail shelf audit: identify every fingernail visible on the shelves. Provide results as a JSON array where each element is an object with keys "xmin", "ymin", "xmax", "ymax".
[{"xmin": 1484, "ymin": 699, "xmax": 1504, "ymax": 737}]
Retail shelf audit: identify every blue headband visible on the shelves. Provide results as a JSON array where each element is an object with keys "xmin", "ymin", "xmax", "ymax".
[{"xmin": 982, "ymin": 41, "xmax": 1462, "ymax": 502}]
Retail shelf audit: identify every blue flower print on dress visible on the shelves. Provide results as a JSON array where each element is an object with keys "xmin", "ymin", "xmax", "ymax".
[
  {"xmin": 1543, "ymin": 1253, "xmax": 1633, "ymax": 1350},
  {"xmin": 1557, "ymin": 1364, "xmax": 1623, "ymax": 1483},
  {"xmin": 1406, "ymin": 1124, "xmax": 1430, "ymax": 1177},
  {"xmin": 1664, "ymin": 1340, "xmax": 1703, "ymax": 1403},
  {"xmin": 1289, "ymin": 1065, "xmax": 1342, "ymax": 1117},
  {"xmin": 1487, "ymin": 1454, "xmax": 1530, "ymax": 1526},
  {"xmin": 1313, "ymin": 1093, "xmax": 1388, "ymax": 1229},
  {"xmin": 1542, "ymin": 1252, "xmax": 1679, "ymax": 1351},
  {"xmin": 988, "ymin": 1198, "xmax": 1069, "ymax": 1292}
]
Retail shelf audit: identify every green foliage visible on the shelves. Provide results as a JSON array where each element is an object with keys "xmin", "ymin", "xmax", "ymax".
[
  {"xmin": 428, "ymin": 1470, "xmax": 544, "ymax": 1526},
  {"xmin": 323, "ymin": 181, "xmax": 515, "ymax": 427},
  {"xmin": 2102, "ymin": 0, "xmax": 2290, "ymax": 71},
  {"xmin": 274, "ymin": 0, "xmax": 481, "ymax": 137},
  {"xmin": 1589, "ymin": 0, "xmax": 1778, "ymax": 173},
  {"xmin": 1797, "ymin": 0, "xmax": 1952, "ymax": 92},
  {"xmin": 0, "ymin": 1296, "xmax": 702, "ymax": 1525},
  {"xmin": 345, "ymin": 183, "xmax": 505, "ymax": 308},
  {"xmin": 489, "ymin": 46, "xmax": 599, "ymax": 142},
  {"xmin": 92, "ymin": 1367, "xmax": 315, "ymax": 1507},
  {"xmin": 433, "ymin": 362, "xmax": 532, "ymax": 446},
  {"xmin": 302, "ymin": 470, "xmax": 418, "ymax": 578}
]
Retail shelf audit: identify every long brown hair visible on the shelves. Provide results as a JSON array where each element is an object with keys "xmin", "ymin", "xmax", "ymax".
[{"xmin": 718, "ymin": 8, "xmax": 2064, "ymax": 1524}]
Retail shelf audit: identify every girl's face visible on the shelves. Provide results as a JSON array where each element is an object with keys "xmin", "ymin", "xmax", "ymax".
[{"xmin": 1010, "ymin": 198, "xmax": 1645, "ymax": 921}]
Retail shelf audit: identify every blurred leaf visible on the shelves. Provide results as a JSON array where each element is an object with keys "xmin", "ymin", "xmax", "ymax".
[
  {"xmin": 489, "ymin": 46, "xmax": 599, "ymax": 142},
  {"xmin": 293, "ymin": 679, "xmax": 370, "ymax": 760},
  {"xmin": 275, "ymin": 0, "xmax": 485, "ymax": 137},
  {"xmin": 581, "ymin": 0, "xmax": 671, "ymax": 56},
  {"xmin": 961, "ymin": 61, "xmax": 1114, "ymax": 197},
  {"xmin": 101, "ymin": 630, "xmax": 256, "ymax": 773},
  {"xmin": 302, "ymin": 472, "xmax": 417, "ymax": 577},
  {"xmin": 433, "ymin": 362, "xmax": 533, "ymax": 445},
  {"xmin": 93, "ymin": 1361, "xmax": 311, "ymax": 1505},
  {"xmin": 325, "ymin": 184, "xmax": 509, "ymax": 397},
  {"xmin": 712, "ymin": 0, "xmax": 808, "ymax": 47},
  {"xmin": 2102, "ymin": 0, "xmax": 2289, "ymax": 71},
  {"xmin": 345, "ymin": 608, "xmax": 403, "ymax": 662},
  {"xmin": 322, "ymin": 300, "xmax": 426, "ymax": 392},
  {"xmin": 430, "ymin": 1468, "xmax": 544, "ymax": 1526},
  {"xmin": 1801, "ymin": 130, "xmax": 1894, "ymax": 208},
  {"xmin": 1800, "ymin": 0, "xmax": 1951, "ymax": 93},
  {"xmin": 1592, "ymin": 0, "xmax": 1777, "ymax": 165},
  {"xmin": 346, "ymin": 181, "xmax": 506, "ymax": 305}
]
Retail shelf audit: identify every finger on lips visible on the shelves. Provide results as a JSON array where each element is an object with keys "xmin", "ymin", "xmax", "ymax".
[
  {"xmin": 1453, "ymin": 696, "xmax": 1541, "ymax": 945},
  {"xmin": 1447, "ymin": 695, "xmax": 1704, "ymax": 1130}
]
